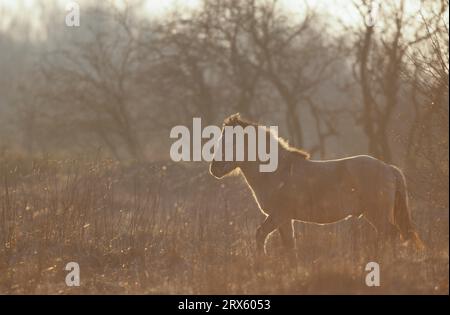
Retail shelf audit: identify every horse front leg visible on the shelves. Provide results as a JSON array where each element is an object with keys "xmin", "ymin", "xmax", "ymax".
[
  {"xmin": 256, "ymin": 215, "xmax": 280, "ymax": 255},
  {"xmin": 279, "ymin": 220, "xmax": 297, "ymax": 263},
  {"xmin": 278, "ymin": 220, "xmax": 295, "ymax": 252}
]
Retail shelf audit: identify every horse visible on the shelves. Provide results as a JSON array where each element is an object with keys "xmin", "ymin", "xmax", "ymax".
[{"xmin": 209, "ymin": 113, "xmax": 424, "ymax": 255}]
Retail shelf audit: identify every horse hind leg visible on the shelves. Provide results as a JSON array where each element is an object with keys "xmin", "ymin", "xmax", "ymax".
[{"xmin": 363, "ymin": 211, "xmax": 400, "ymax": 259}]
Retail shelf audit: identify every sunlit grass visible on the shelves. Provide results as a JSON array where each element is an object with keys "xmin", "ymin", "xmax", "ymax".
[{"xmin": 0, "ymin": 155, "xmax": 447, "ymax": 294}]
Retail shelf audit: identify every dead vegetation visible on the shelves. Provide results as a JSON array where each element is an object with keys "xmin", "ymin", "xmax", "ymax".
[{"xmin": 0, "ymin": 156, "xmax": 447, "ymax": 294}]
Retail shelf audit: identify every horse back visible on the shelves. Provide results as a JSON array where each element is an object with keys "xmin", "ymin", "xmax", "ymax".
[{"xmin": 286, "ymin": 155, "xmax": 395, "ymax": 222}]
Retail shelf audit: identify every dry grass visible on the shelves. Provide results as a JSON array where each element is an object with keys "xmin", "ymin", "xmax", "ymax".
[{"xmin": 0, "ymin": 156, "xmax": 448, "ymax": 294}]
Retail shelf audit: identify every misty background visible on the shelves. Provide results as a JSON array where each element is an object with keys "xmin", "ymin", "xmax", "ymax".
[
  {"xmin": 1, "ymin": 0, "xmax": 448, "ymax": 207},
  {"xmin": 0, "ymin": 0, "xmax": 448, "ymax": 294}
]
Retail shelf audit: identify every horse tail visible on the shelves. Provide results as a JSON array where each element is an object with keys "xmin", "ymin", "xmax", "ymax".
[{"xmin": 391, "ymin": 165, "xmax": 425, "ymax": 251}]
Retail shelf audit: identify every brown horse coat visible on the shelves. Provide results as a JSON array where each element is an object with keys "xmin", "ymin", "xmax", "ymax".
[{"xmin": 210, "ymin": 114, "xmax": 423, "ymax": 254}]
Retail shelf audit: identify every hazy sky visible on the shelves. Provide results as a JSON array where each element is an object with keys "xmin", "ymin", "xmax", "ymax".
[{"xmin": 0, "ymin": 0, "xmax": 425, "ymax": 40}]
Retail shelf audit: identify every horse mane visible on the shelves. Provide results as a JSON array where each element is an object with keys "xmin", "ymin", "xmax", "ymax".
[{"xmin": 223, "ymin": 113, "xmax": 310, "ymax": 159}]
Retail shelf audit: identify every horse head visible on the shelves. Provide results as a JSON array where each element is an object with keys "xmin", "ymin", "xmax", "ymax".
[{"xmin": 209, "ymin": 113, "xmax": 242, "ymax": 178}]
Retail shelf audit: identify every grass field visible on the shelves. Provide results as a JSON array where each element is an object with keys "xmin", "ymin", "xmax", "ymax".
[{"xmin": 0, "ymin": 156, "xmax": 448, "ymax": 294}]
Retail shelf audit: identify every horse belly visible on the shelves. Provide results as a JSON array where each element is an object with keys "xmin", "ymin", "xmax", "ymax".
[
  {"xmin": 312, "ymin": 203, "xmax": 355, "ymax": 223},
  {"xmin": 294, "ymin": 189, "xmax": 360, "ymax": 224}
]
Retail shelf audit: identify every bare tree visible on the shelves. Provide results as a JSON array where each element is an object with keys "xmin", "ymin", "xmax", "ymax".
[
  {"xmin": 39, "ymin": 5, "xmax": 144, "ymax": 160},
  {"xmin": 241, "ymin": 0, "xmax": 337, "ymax": 147},
  {"xmin": 404, "ymin": 0, "xmax": 449, "ymax": 205},
  {"xmin": 350, "ymin": 0, "xmax": 445, "ymax": 162}
]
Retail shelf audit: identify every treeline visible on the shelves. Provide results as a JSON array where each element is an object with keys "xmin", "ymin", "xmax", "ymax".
[{"xmin": 0, "ymin": 0, "xmax": 448, "ymax": 206}]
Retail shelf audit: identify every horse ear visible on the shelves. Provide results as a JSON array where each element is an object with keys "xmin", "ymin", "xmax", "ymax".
[{"xmin": 225, "ymin": 113, "xmax": 241, "ymax": 125}]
